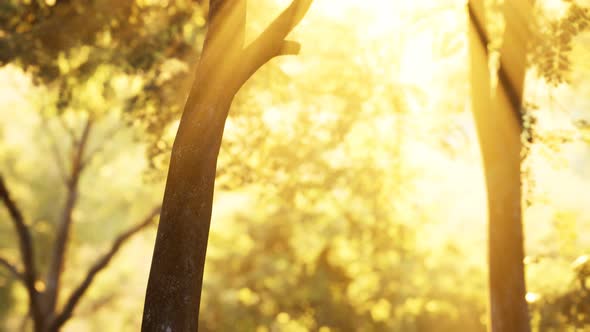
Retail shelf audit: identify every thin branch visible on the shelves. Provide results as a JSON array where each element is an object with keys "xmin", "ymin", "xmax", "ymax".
[
  {"xmin": 57, "ymin": 115, "xmax": 78, "ymax": 145},
  {"xmin": 73, "ymin": 118, "xmax": 94, "ymax": 177},
  {"xmin": 75, "ymin": 292, "xmax": 118, "ymax": 317},
  {"xmin": 50, "ymin": 206, "xmax": 161, "ymax": 330},
  {"xmin": 0, "ymin": 255, "xmax": 23, "ymax": 282},
  {"xmin": 39, "ymin": 117, "xmax": 68, "ymax": 184},
  {"xmin": 80, "ymin": 123, "xmax": 124, "ymax": 169},
  {"xmin": 0, "ymin": 175, "xmax": 41, "ymax": 322},
  {"xmin": 263, "ymin": 0, "xmax": 312, "ymax": 36},
  {"xmin": 45, "ymin": 118, "xmax": 93, "ymax": 313},
  {"xmin": 251, "ymin": 0, "xmax": 312, "ymax": 43}
]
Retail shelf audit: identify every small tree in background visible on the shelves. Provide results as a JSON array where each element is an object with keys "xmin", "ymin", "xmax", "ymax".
[{"xmin": 0, "ymin": 1, "xmax": 207, "ymax": 331}]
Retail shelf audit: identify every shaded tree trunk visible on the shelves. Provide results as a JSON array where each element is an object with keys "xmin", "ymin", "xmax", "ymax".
[
  {"xmin": 141, "ymin": 1, "xmax": 313, "ymax": 330},
  {"xmin": 468, "ymin": 1, "xmax": 534, "ymax": 331}
]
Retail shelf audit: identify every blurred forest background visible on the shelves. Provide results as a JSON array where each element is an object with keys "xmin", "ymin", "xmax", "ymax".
[{"xmin": 0, "ymin": 0, "xmax": 589, "ymax": 331}]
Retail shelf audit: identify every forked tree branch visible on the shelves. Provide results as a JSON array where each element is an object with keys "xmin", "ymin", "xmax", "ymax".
[
  {"xmin": 0, "ymin": 175, "xmax": 41, "ymax": 322},
  {"xmin": 50, "ymin": 206, "xmax": 161, "ymax": 330},
  {"xmin": 57, "ymin": 116, "xmax": 79, "ymax": 145},
  {"xmin": 46, "ymin": 118, "xmax": 93, "ymax": 313},
  {"xmin": 40, "ymin": 118, "xmax": 69, "ymax": 184},
  {"xmin": 142, "ymin": 1, "xmax": 313, "ymax": 329},
  {"xmin": 233, "ymin": 0, "xmax": 313, "ymax": 90},
  {"xmin": 252, "ymin": 0, "xmax": 312, "ymax": 46},
  {"xmin": 80, "ymin": 123, "xmax": 124, "ymax": 169}
]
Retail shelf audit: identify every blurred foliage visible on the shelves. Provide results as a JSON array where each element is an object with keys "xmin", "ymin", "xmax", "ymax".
[
  {"xmin": 528, "ymin": 254, "xmax": 590, "ymax": 331},
  {"xmin": 529, "ymin": 1, "xmax": 590, "ymax": 86},
  {"xmin": 0, "ymin": 0, "xmax": 206, "ymax": 329},
  {"xmin": 0, "ymin": 0, "xmax": 207, "ymax": 175},
  {"xmin": 0, "ymin": 0, "xmax": 590, "ymax": 331}
]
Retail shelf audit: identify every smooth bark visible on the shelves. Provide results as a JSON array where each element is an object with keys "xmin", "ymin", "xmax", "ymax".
[{"xmin": 468, "ymin": 1, "xmax": 534, "ymax": 331}]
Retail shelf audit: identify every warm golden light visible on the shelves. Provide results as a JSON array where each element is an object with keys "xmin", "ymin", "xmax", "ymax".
[{"xmin": 0, "ymin": 0, "xmax": 588, "ymax": 331}]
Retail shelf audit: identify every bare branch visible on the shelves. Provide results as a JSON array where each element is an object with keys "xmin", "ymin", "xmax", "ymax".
[
  {"xmin": 45, "ymin": 118, "xmax": 93, "ymax": 314},
  {"xmin": 278, "ymin": 40, "xmax": 302, "ymax": 56},
  {"xmin": 80, "ymin": 123, "xmax": 123, "ymax": 169},
  {"xmin": 75, "ymin": 292, "xmax": 118, "ymax": 317},
  {"xmin": 73, "ymin": 119, "xmax": 94, "ymax": 176},
  {"xmin": 0, "ymin": 255, "xmax": 23, "ymax": 282},
  {"xmin": 233, "ymin": 0, "xmax": 313, "ymax": 90},
  {"xmin": 50, "ymin": 206, "xmax": 161, "ymax": 330},
  {"xmin": 0, "ymin": 175, "xmax": 41, "ymax": 321},
  {"xmin": 261, "ymin": 0, "xmax": 312, "ymax": 38},
  {"xmin": 40, "ymin": 118, "xmax": 69, "ymax": 184},
  {"xmin": 57, "ymin": 115, "xmax": 78, "ymax": 146}
]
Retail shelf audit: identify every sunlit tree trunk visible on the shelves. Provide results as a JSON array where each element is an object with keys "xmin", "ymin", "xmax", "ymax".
[
  {"xmin": 141, "ymin": 1, "xmax": 312, "ymax": 330},
  {"xmin": 468, "ymin": 1, "xmax": 534, "ymax": 331}
]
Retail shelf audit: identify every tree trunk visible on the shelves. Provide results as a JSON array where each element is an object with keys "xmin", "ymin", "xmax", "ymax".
[
  {"xmin": 141, "ymin": 1, "xmax": 312, "ymax": 330},
  {"xmin": 141, "ymin": 86, "xmax": 234, "ymax": 331},
  {"xmin": 468, "ymin": 1, "xmax": 534, "ymax": 331}
]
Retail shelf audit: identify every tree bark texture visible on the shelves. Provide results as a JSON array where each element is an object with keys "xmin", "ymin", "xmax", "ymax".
[
  {"xmin": 468, "ymin": 1, "xmax": 534, "ymax": 331},
  {"xmin": 141, "ymin": 1, "xmax": 312, "ymax": 331}
]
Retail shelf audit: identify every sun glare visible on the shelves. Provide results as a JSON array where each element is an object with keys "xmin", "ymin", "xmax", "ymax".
[{"xmin": 1, "ymin": 0, "xmax": 589, "ymax": 330}]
